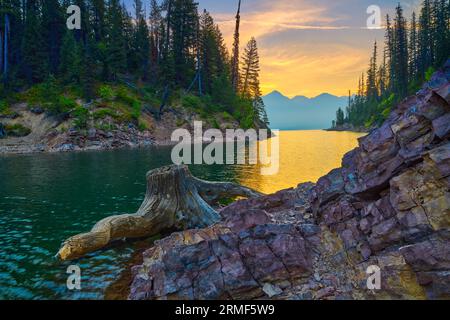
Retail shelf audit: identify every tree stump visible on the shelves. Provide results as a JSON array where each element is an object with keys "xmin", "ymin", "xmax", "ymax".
[{"xmin": 57, "ymin": 165, "xmax": 263, "ymax": 260}]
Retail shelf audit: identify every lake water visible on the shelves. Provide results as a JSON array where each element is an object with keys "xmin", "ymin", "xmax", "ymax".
[{"xmin": 0, "ymin": 130, "xmax": 364, "ymax": 300}]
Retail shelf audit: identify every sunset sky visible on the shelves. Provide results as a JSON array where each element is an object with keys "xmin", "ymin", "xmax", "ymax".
[{"xmin": 126, "ymin": 0, "xmax": 421, "ymax": 98}]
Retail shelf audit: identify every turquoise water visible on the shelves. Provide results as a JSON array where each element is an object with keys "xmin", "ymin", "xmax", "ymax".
[
  {"xmin": 0, "ymin": 130, "xmax": 363, "ymax": 300},
  {"xmin": 0, "ymin": 146, "xmax": 253, "ymax": 300}
]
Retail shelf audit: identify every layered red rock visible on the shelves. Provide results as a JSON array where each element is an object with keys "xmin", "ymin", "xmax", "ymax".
[
  {"xmin": 128, "ymin": 61, "xmax": 450, "ymax": 300},
  {"xmin": 129, "ymin": 190, "xmax": 317, "ymax": 300}
]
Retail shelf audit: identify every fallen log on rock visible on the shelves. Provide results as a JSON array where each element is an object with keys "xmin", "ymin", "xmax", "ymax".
[{"xmin": 57, "ymin": 165, "xmax": 263, "ymax": 261}]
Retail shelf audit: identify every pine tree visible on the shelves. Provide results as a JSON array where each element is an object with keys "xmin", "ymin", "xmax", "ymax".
[
  {"xmin": 408, "ymin": 11, "xmax": 418, "ymax": 81},
  {"xmin": 433, "ymin": 0, "xmax": 450, "ymax": 67},
  {"xmin": 393, "ymin": 4, "xmax": 409, "ymax": 97},
  {"xmin": 131, "ymin": 0, "xmax": 150, "ymax": 79},
  {"xmin": 336, "ymin": 108, "xmax": 345, "ymax": 126},
  {"xmin": 385, "ymin": 14, "xmax": 395, "ymax": 92},
  {"xmin": 59, "ymin": 30, "xmax": 82, "ymax": 84},
  {"xmin": 81, "ymin": 38, "xmax": 96, "ymax": 100},
  {"xmin": 418, "ymin": 0, "xmax": 433, "ymax": 77},
  {"xmin": 199, "ymin": 10, "xmax": 229, "ymax": 95},
  {"xmin": 42, "ymin": 0, "xmax": 65, "ymax": 75},
  {"xmin": 149, "ymin": 0, "xmax": 163, "ymax": 82},
  {"xmin": 378, "ymin": 51, "xmax": 388, "ymax": 97},
  {"xmin": 253, "ymin": 94, "xmax": 269, "ymax": 127},
  {"xmin": 366, "ymin": 41, "xmax": 378, "ymax": 101},
  {"xmin": 73, "ymin": 0, "xmax": 90, "ymax": 43},
  {"xmin": 1, "ymin": 0, "xmax": 23, "ymax": 84},
  {"xmin": 240, "ymin": 37, "xmax": 268, "ymax": 126},
  {"xmin": 91, "ymin": 0, "xmax": 107, "ymax": 42},
  {"xmin": 170, "ymin": 0, "xmax": 198, "ymax": 87},
  {"xmin": 121, "ymin": 3, "xmax": 134, "ymax": 72},
  {"xmin": 106, "ymin": 0, "xmax": 127, "ymax": 80},
  {"xmin": 240, "ymin": 37, "xmax": 260, "ymax": 98},
  {"xmin": 21, "ymin": 0, "xmax": 47, "ymax": 83}
]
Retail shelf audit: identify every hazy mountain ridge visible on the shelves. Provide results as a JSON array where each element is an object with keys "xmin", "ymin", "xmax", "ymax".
[{"xmin": 263, "ymin": 91, "xmax": 348, "ymax": 130}]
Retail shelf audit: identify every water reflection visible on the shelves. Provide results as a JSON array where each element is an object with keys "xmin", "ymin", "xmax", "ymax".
[{"xmin": 236, "ymin": 130, "xmax": 364, "ymax": 194}]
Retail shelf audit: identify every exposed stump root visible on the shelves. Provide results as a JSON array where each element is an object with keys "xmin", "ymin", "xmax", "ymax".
[{"xmin": 57, "ymin": 165, "xmax": 263, "ymax": 260}]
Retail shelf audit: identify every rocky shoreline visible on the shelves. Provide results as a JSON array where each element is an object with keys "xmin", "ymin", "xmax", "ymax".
[
  {"xmin": 122, "ymin": 61, "xmax": 450, "ymax": 300},
  {"xmin": 0, "ymin": 103, "xmax": 165, "ymax": 154},
  {"xmin": 0, "ymin": 107, "xmax": 268, "ymax": 155},
  {"xmin": 0, "ymin": 111, "xmax": 237, "ymax": 155},
  {"xmin": 0, "ymin": 127, "xmax": 159, "ymax": 154}
]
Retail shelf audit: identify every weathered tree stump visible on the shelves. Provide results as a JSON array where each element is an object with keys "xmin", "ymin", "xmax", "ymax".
[{"xmin": 57, "ymin": 165, "xmax": 263, "ymax": 260}]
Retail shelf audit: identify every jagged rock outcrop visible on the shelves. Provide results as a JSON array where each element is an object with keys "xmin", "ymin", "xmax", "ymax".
[
  {"xmin": 129, "ymin": 186, "xmax": 317, "ymax": 300},
  {"xmin": 128, "ymin": 61, "xmax": 450, "ymax": 300}
]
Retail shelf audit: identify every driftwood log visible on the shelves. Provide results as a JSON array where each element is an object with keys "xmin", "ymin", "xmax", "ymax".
[{"xmin": 57, "ymin": 165, "xmax": 263, "ymax": 261}]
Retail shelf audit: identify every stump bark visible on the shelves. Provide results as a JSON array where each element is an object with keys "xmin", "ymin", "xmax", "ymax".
[{"xmin": 57, "ymin": 165, "xmax": 263, "ymax": 260}]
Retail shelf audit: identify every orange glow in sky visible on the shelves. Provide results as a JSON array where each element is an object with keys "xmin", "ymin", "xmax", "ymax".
[{"xmin": 198, "ymin": 0, "xmax": 418, "ymax": 98}]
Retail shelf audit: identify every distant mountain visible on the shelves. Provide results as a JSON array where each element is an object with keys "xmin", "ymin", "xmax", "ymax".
[{"xmin": 263, "ymin": 91, "xmax": 348, "ymax": 130}]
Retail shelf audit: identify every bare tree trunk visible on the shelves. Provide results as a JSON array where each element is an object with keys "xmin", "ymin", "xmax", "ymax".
[
  {"xmin": 231, "ymin": 0, "xmax": 241, "ymax": 92},
  {"xmin": 57, "ymin": 165, "xmax": 263, "ymax": 261}
]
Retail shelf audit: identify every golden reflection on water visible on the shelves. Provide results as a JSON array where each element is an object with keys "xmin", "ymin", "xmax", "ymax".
[{"xmin": 236, "ymin": 130, "xmax": 366, "ymax": 194}]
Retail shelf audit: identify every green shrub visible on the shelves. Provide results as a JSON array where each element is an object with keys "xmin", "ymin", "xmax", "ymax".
[
  {"xmin": 222, "ymin": 111, "xmax": 233, "ymax": 122},
  {"xmin": 4, "ymin": 124, "xmax": 31, "ymax": 137},
  {"xmin": 425, "ymin": 66, "xmax": 436, "ymax": 81},
  {"xmin": 57, "ymin": 96, "xmax": 78, "ymax": 112},
  {"xmin": 138, "ymin": 119, "xmax": 149, "ymax": 132},
  {"xmin": 25, "ymin": 82, "xmax": 57, "ymax": 107},
  {"xmin": 239, "ymin": 114, "xmax": 254, "ymax": 129},
  {"xmin": 23, "ymin": 78, "xmax": 72, "ymax": 114},
  {"xmin": 93, "ymin": 108, "xmax": 118, "ymax": 120},
  {"xmin": 116, "ymin": 87, "xmax": 137, "ymax": 105},
  {"xmin": 373, "ymin": 93, "xmax": 396, "ymax": 125},
  {"xmin": 95, "ymin": 123, "xmax": 115, "ymax": 131},
  {"xmin": 0, "ymin": 100, "xmax": 8, "ymax": 113},
  {"xmin": 365, "ymin": 117, "xmax": 375, "ymax": 129},
  {"xmin": 232, "ymin": 97, "xmax": 255, "ymax": 129},
  {"xmin": 381, "ymin": 107, "xmax": 391, "ymax": 119},
  {"xmin": 211, "ymin": 118, "xmax": 220, "ymax": 129},
  {"xmin": 131, "ymin": 101, "xmax": 142, "ymax": 120},
  {"xmin": 99, "ymin": 85, "xmax": 115, "ymax": 101},
  {"xmin": 181, "ymin": 95, "xmax": 203, "ymax": 110},
  {"xmin": 73, "ymin": 106, "xmax": 89, "ymax": 129}
]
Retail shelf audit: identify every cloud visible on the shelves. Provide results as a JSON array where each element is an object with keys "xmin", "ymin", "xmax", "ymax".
[{"xmin": 214, "ymin": 0, "xmax": 350, "ymax": 45}]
